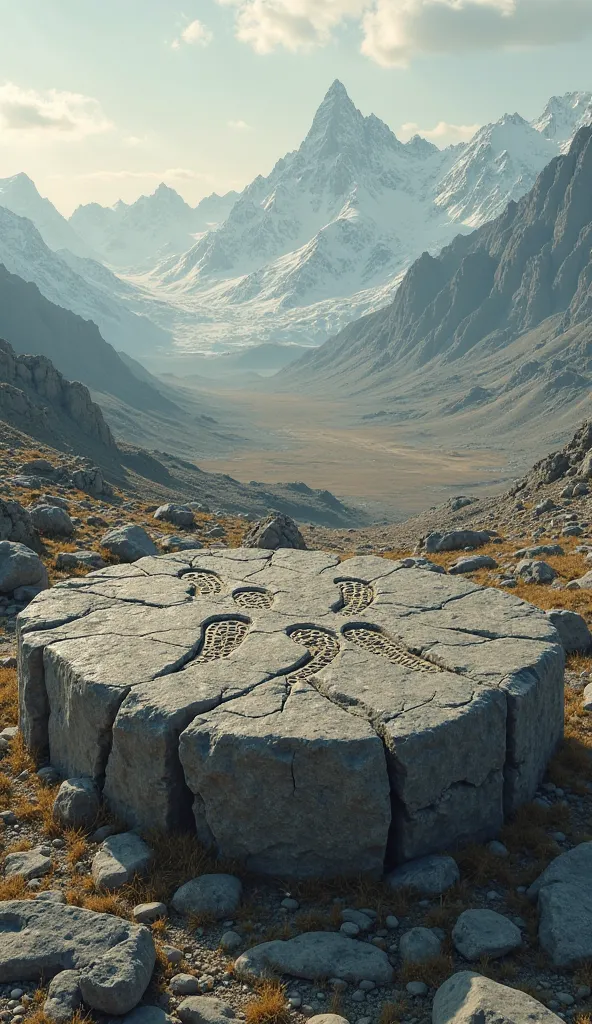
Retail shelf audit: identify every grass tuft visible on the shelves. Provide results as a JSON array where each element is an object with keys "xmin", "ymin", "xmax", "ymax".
[{"xmin": 245, "ymin": 981, "xmax": 290, "ymax": 1024}]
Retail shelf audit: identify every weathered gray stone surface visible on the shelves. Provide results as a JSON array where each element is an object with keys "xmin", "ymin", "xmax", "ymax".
[
  {"xmin": 56, "ymin": 550, "xmax": 106, "ymax": 570},
  {"xmin": 516, "ymin": 560, "xmax": 557, "ymax": 584},
  {"xmin": 399, "ymin": 927, "xmax": 442, "ymax": 963},
  {"xmin": 433, "ymin": 972, "xmax": 562, "ymax": 1024},
  {"xmin": 244, "ymin": 514, "xmax": 306, "ymax": 550},
  {"xmin": 0, "ymin": 900, "xmax": 155, "ymax": 1014},
  {"xmin": 17, "ymin": 549, "xmax": 565, "ymax": 878},
  {"xmin": 527, "ymin": 843, "xmax": 592, "ymax": 967},
  {"xmin": 101, "ymin": 525, "xmax": 158, "ymax": 562},
  {"xmin": 546, "ymin": 609, "xmax": 592, "ymax": 652},
  {"xmin": 387, "ymin": 856, "xmax": 460, "ymax": 895},
  {"xmin": 177, "ymin": 996, "xmax": 237, "ymax": 1024},
  {"xmin": 132, "ymin": 902, "xmax": 167, "ymax": 924},
  {"xmin": 171, "ymin": 874, "xmax": 242, "ymax": 919},
  {"xmin": 3, "ymin": 848, "xmax": 51, "ymax": 879},
  {"xmin": 92, "ymin": 832, "xmax": 153, "ymax": 890},
  {"xmin": 452, "ymin": 910, "xmax": 522, "ymax": 960},
  {"xmin": 235, "ymin": 932, "xmax": 393, "ymax": 984},
  {"xmin": 423, "ymin": 530, "xmax": 494, "ymax": 553},
  {"xmin": 53, "ymin": 777, "xmax": 100, "ymax": 829},
  {"xmin": 449, "ymin": 556, "xmax": 498, "ymax": 574},
  {"xmin": 44, "ymin": 970, "xmax": 82, "ymax": 1023},
  {"xmin": 154, "ymin": 504, "xmax": 195, "ymax": 528},
  {"xmin": 0, "ymin": 497, "xmax": 40, "ymax": 550},
  {"xmin": 0, "ymin": 540, "xmax": 48, "ymax": 594},
  {"xmin": 29, "ymin": 504, "xmax": 74, "ymax": 538}
]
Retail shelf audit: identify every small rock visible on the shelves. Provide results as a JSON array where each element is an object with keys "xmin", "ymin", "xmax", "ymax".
[
  {"xmin": 220, "ymin": 931, "xmax": 242, "ymax": 952},
  {"xmin": 433, "ymin": 972, "xmax": 563, "ymax": 1024},
  {"xmin": 406, "ymin": 982, "xmax": 428, "ymax": 997},
  {"xmin": 170, "ymin": 975, "xmax": 201, "ymax": 996},
  {"xmin": 385, "ymin": 915, "xmax": 399, "ymax": 930},
  {"xmin": 452, "ymin": 910, "xmax": 522, "ymax": 960},
  {"xmin": 547, "ymin": 609, "xmax": 592, "ymax": 653},
  {"xmin": 100, "ymin": 525, "xmax": 157, "ymax": 563},
  {"xmin": 53, "ymin": 777, "xmax": 100, "ymax": 830},
  {"xmin": 92, "ymin": 832, "xmax": 152, "ymax": 890},
  {"xmin": 449, "ymin": 556, "xmax": 498, "ymax": 574},
  {"xmin": 399, "ymin": 927, "xmax": 442, "ymax": 964},
  {"xmin": 341, "ymin": 922, "xmax": 360, "ymax": 938},
  {"xmin": 281, "ymin": 898, "xmax": 300, "ymax": 911},
  {"xmin": 387, "ymin": 854, "xmax": 460, "ymax": 895},
  {"xmin": 3, "ymin": 849, "xmax": 52, "ymax": 880},
  {"xmin": 163, "ymin": 946, "xmax": 184, "ymax": 964},
  {"xmin": 133, "ymin": 902, "xmax": 167, "ymax": 924},
  {"xmin": 487, "ymin": 841, "xmax": 509, "ymax": 858},
  {"xmin": 43, "ymin": 970, "xmax": 82, "ymax": 1023},
  {"xmin": 243, "ymin": 513, "xmax": 306, "ymax": 550},
  {"xmin": 172, "ymin": 874, "xmax": 242, "ymax": 919},
  {"xmin": 177, "ymin": 996, "xmax": 237, "ymax": 1024},
  {"xmin": 516, "ymin": 560, "xmax": 557, "ymax": 585}
]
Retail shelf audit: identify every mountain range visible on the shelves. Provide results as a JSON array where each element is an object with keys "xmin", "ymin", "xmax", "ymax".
[
  {"xmin": 280, "ymin": 123, "xmax": 592, "ymax": 452},
  {"xmin": 1, "ymin": 84, "xmax": 589, "ymax": 365},
  {"xmin": 70, "ymin": 184, "xmax": 239, "ymax": 270},
  {"xmin": 129, "ymin": 85, "xmax": 592, "ymax": 353}
]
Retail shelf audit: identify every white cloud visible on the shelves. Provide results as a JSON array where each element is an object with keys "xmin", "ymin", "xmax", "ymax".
[
  {"xmin": 0, "ymin": 82, "xmax": 113, "ymax": 139},
  {"xmin": 399, "ymin": 119, "xmax": 480, "ymax": 144},
  {"xmin": 172, "ymin": 19, "xmax": 213, "ymax": 48},
  {"xmin": 217, "ymin": 0, "xmax": 592, "ymax": 64},
  {"xmin": 228, "ymin": 119, "xmax": 252, "ymax": 130},
  {"xmin": 217, "ymin": 0, "xmax": 367, "ymax": 53}
]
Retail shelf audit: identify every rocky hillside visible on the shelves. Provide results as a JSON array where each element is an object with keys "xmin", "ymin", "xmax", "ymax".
[{"xmin": 0, "ymin": 265, "xmax": 173, "ymax": 413}]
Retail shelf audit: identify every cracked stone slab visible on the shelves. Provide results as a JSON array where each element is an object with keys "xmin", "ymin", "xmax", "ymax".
[{"xmin": 17, "ymin": 549, "xmax": 565, "ymax": 878}]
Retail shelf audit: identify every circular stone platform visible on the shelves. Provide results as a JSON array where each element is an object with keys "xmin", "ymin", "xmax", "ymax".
[{"xmin": 17, "ymin": 548, "xmax": 565, "ymax": 878}]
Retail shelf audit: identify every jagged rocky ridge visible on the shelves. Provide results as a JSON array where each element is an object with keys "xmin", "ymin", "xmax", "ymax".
[{"xmin": 0, "ymin": 338, "xmax": 115, "ymax": 449}]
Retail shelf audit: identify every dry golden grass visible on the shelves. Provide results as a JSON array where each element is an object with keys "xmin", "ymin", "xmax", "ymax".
[
  {"xmin": 120, "ymin": 830, "xmax": 220, "ymax": 905},
  {"xmin": 0, "ymin": 665, "xmax": 18, "ymax": 726},
  {"xmin": 327, "ymin": 991, "xmax": 344, "ymax": 1016},
  {"xmin": 0, "ymin": 873, "xmax": 29, "ymax": 901},
  {"xmin": 64, "ymin": 828, "xmax": 88, "ymax": 867},
  {"xmin": 244, "ymin": 981, "xmax": 290, "ymax": 1024},
  {"xmin": 379, "ymin": 1000, "xmax": 408, "ymax": 1024}
]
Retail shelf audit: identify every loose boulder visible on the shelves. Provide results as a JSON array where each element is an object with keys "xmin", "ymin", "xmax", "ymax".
[
  {"xmin": 44, "ymin": 970, "xmax": 82, "ymax": 1023},
  {"xmin": 3, "ymin": 848, "xmax": 52, "ymax": 880},
  {"xmin": 433, "ymin": 972, "xmax": 562, "ymax": 1024},
  {"xmin": 29, "ymin": 505, "xmax": 75, "ymax": 538},
  {"xmin": 101, "ymin": 525, "xmax": 158, "ymax": 563},
  {"xmin": 546, "ymin": 609, "xmax": 592, "ymax": 652},
  {"xmin": 0, "ymin": 900, "xmax": 155, "ymax": 1015},
  {"xmin": 243, "ymin": 513, "xmax": 306, "ymax": 550},
  {"xmin": 527, "ymin": 842, "xmax": 592, "ymax": 967},
  {"xmin": 399, "ymin": 927, "xmax": 442, "ymax": 963},
  {"xmin": 154, "ymin": 504, "xmax": 195, "ymax": 528},
  {"xmin": 387, "ymin": 855, "xmax": 460, "ymax": 896},
  {"xmin": 516, "ymin": 560, "xmax": 557, "ymax": 585},
  {"xmin": 0, "ymin": 497, "xmax": 40, "ymax": 551},
  {"xmin": 452, "ymin": 910, "xmax": 522, "ymax": 960},
  {"xmin": 423, "ymin": 531, "xmax": 493, "ymax": 554},
  {"xmin": 56, "ymin": 551, "xmax": 106, "ymax": 571},
  {"xmin": 171, "ymin": 874, "xmax": 242, "ymax": 919},
  {"xmin": 235, "ymin": 932, "xmax": 393, "ymax": 984},
  {"xmin": 449, "ymin": 556, "xmax": 498, "ymax": 574},
  {"xmin": 92, "ymin": 832, "xmax": 153, "ymax": 890},
  {"xmin": 53, "ymin": 777, "xmax": 100, "ymax": 830},
  {"xmin": 0, "ymin": 541, "xmax": 48, "ymax": 594},
  {"xmin": 177, "ymin": 996, "xmax": 237, "ymax": 1024}
]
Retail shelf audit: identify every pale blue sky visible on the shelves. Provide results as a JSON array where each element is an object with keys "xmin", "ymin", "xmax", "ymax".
[{"xmin": 0, "ymin": 0, "xmax": 591, "ymax": 214}]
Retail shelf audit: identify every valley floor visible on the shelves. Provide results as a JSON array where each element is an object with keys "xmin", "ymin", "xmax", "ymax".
[{"xmin": 192, "ymin": 386, "xmax": 516, "ymax": 520}]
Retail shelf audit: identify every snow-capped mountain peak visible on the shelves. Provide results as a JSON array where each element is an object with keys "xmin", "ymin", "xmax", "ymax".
[
  {"xmin": 0, "ymin": 172, "xmax": 94, "ymax": 258},
  {"xmin": 532, "ymin": 90, "xmax": 592, "ymax": 151}
]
